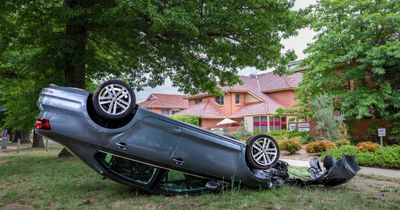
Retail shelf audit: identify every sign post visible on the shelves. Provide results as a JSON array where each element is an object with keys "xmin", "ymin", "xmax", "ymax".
[
  {"xmin": 378, "ymin": 128, "xmax": 386, "ymax": 146},
  {"xmin": 1, "ymin": 129, "xmax": 7, "ymax": 149}
]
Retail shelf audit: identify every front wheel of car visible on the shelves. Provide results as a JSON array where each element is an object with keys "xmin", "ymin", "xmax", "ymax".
[
  {"xmin": 92, "ymin": 80, "xmax": 136, "ymax": 120},
  {"xmin": 245, "ymin": 134, "xmax": 280, "ymax": 170}
]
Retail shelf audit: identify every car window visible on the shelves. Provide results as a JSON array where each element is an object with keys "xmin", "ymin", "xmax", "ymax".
[
  {"xmin": 96, "ymin": 151, "xmax": 156, "ymax": 184},
  {"xmin": 158, "ymin": 170, "xmax": 210, "ymax": 194}
]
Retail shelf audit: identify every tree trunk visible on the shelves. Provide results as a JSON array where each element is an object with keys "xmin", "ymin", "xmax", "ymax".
[
  {"xmin": 14, "ymin": 130, "xmax": 31, "ymax": 144},
  {"xmin": 20, "ymin": 131, "xmax": 30, "ymax": 143},
  {"xmin": 9, "ymin": 131, "xmax": 15, "ymax": 142},
  {"xmin": 59, "ymin": 0, "xmax": 88, "ymax": 158},
  {"xmin": 32, "ymin": 130, "xmax": 45, "ymax": 148}
]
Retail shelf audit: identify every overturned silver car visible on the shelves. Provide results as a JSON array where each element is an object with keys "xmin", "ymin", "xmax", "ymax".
[{"xmin": 36, "ymin": 80, "xmax": 360, "ymax": 195}]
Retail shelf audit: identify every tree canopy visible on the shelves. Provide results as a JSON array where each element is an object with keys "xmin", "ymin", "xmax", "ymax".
[
  {"xmin": 297, "ymin": 0, "xmax": 400, "ymax": 120},
  {"xmin": 0, "ymin": 0, "xmax": 302, "ymax": 131}
]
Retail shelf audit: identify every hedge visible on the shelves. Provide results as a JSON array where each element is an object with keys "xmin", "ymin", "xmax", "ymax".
[
  {"xmin": 231, "ymin": 130, "xmax": 253, "ymax": 141},
  {"xmin": 170, "ymin": 115, "xmax": 200, "ymax": 126},
  {"xmin": 279, "ymin": 137, "xmax": 302, "ymax": 154},
  {"xmin": 306, "ymin": 140, "xmax": 336, "ymax": 153},
  {"xmin": 321, "ymin": 145, "xmax": 400, "ymax": 169},
  {"xmin": 266, "ymin": 129, "xmax": 310, "ymax": 143}
]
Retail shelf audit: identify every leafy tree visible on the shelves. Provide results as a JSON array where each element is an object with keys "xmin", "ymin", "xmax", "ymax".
[
  {"xmin": 1, "ymin": 0, "xmax": 302, "ymax": 154},
  {"xmin": 297, "ymin": 0, "xmax": 400, "ymax": 120}
]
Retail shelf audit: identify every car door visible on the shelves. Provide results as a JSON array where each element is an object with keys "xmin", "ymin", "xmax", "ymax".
[
  {"xmin": 171, "ymin": 126, "xmax": 243, "ymax": 180},
  {"xmin": 106, "ymin": 116, "xmax": 181, "ymax": 166}
]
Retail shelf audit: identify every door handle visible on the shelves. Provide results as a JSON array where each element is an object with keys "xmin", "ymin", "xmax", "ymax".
[
  {"xmin": 170, "ymin": 127, "xmax": 182, "ymax": 134},
  {"xmin": 173, "ymin": 158, "xmax": 185, "ymax": 166},
  {"xmin": 115, "ymin": 142, "xmax": 127, "ymax": 150}
]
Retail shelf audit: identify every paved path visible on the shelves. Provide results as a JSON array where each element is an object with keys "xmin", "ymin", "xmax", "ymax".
[{"xmin": 282, "ymin": 159, "xmax": 400, "ymax": 178}]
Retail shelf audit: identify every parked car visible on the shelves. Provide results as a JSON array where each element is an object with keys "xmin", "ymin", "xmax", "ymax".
[{"xmin": 36, "ymin": 80, "xmax": 359, "ymax": 195}]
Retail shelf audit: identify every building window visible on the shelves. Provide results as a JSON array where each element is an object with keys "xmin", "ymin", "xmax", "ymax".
[
  {"xmin": 195, "ymin": 98, "xmax": 202, "ymax": 104},
  {"xmin": 260, "ymin": 116, "xmax": 267, "ymax": 132},
  {"xmin": 269, "ymin": 116, "xmax": 282, "ymax": 131},
  {"xmin": 235, "ymin": 93, "xmax": 240, "ymax": 104},
  {"xmin": 281, "ymin": 116, "xmax": 287, "ymax": 130},
  {"xmin": 253, "ymin": 116, "xmax": 267, "ymax": 133},
  {"xmin": 215, "ymin": 96, "xmax": 224, "ymax": 105},
  {"xmin": 171, "ymin": 109, "xmax": 180, "ymax": 115},
  {"xmin": 161, "ymin": 108, "xmax": 170, "ymax": 116}
]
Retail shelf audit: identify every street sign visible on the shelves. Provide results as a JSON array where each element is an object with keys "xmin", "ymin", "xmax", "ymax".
[
  {"xmin": 378, "ymin": 128, "xmax": 386, "ymax": 146},
  {"xmin": 378, "ymin": 128, "xmax": 386, "ymax": 137},
  {"xmin": 298, "ymin": 123, "xmax": 310, "ymax": 128},
  {"xmin": 288, "ymin": 123, "xmax": 296, "ymax": 131},
  {"xmin": 298, "ymin": 127, "xmax": 310, "ymax": 132}
]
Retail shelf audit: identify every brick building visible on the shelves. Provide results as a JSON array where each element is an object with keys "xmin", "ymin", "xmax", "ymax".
[{"xmin": 176, "ymin": 72, "xmax": 302, "ymax": 133}]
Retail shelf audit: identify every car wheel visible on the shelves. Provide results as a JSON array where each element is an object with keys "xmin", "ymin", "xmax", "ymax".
[
  {"xmin": 245, "ymin": 134, "xmax": 280, "ymax": 170},
  {"xmin": 92, "ymin": 80, "xmax": 136, "ymax": 120}
]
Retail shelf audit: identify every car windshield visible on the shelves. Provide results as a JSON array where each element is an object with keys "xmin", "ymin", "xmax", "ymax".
[
  {"xmin": 96, "ymin": 152, "xmax": 156, "ymax": 184},
  {"xmin": 95, "ymin": 151, "xmax": 218, "ymax": 194},
  {"xmin": 158, "ymin": 170, "xmax": 210, "ymax": 194}
]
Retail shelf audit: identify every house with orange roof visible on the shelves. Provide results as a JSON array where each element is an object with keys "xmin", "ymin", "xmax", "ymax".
[
  {"xmin": 175, "ymin": 72, "xmax": 303, "ymax": 133},
  {"xmin": 139, "ymin": 93, "xmax": 189, "ymax": 116}
]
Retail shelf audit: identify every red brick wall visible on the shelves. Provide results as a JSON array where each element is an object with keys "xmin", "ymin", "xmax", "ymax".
[{"xmin": 148, "ymin": 108, "xmax": 162, "ymax": 114}]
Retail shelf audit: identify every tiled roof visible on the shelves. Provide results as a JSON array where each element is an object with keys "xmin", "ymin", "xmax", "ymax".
[
  {"xmin": 178, "ymin": 72, "xmax": 302, "ymax": 117},
  {"xmin": 139, "ymin": 93, "xmax": 189, "ymax": 109},
  {"xmin": 230, "ymin": 102, "xmax": 281, "ymax": 117},
  {"xmin": 174, "ymin": 100, "xmax": 224, "ymax": 118},
  {"xmin": 258, "ymin": 72, "xmax": 302, "ymax": 92}
]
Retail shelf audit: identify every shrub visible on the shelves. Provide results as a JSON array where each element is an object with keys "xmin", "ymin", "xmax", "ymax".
[
  {"xmin": 302, "ymin": 136, "xmax": 317, "ymax": 144},
  {"xmin": 356, "ymin": 141, "xmax": 381, "ymax": 152},
  {"xmin": 266, "ymin": 129, "xmax": 309, "ymax": 143},
  {"xmin": 170, "ymin": 115, "xmax": 199, "ymax": 126},
  {"xmin": 279, "ymin": 137, "xmax": 302, "ymax": 154},
  {"xmin": 231, "ymin": 130, "xmax": 253, "ymax": 141},
  {"xmin": 306, "ymin": 140, "xmax": 337, "ymax": 153},
  {"xmin": 321, "ymin": 145, "xmax": 358, "ymax": 159},
  {"xmin": 335, "ymin": 139, "xmax": 351, "ymax": 148},
  {"xmin": 322, "ymin": 145, "xmax": 400, "ymax": 169},
  {"xmin": 266, "ymin": 129, "xmax": 289, "ymax": 139}
]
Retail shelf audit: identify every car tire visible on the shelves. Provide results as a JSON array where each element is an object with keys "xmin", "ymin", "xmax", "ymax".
[
  {"xmin": 245, "ymin": 134, "xmax": 280, "ymax": 170},
  {"xmin": 92, "ymin": 80, "xmax": 136, "ymax": 120}
]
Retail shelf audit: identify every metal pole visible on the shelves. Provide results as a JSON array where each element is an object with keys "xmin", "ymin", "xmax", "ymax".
[
  {"xmin": 46, "ymin": 138, "xmax": 49, "ymax": 152},
  {"xmin": 380, "ymin": 136, "xmax": 383, "ymax": 146}
]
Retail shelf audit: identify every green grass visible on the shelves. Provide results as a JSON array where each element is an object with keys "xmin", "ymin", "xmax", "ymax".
[{"xmin": 1, "ymin": 149, "xmax": 400, "ymax": 209}]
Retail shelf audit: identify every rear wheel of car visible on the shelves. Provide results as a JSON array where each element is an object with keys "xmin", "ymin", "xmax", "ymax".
[
  {"xmin": 245, "ymin": 134, "xmax": 280, "ymax": 170},
  {"xmin": 92, "ymin": 80, "xmax": 136, "ymax": 120}
]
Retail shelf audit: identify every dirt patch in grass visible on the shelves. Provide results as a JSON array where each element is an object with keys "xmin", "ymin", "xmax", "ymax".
[
  {"xmin": 0, "ymin": 152, "xmax": 14, "ymax": 157},
  {"xmin": 2, "ymin": 203, "xmax": 33, "ymax": 210},
  {"xmin": 352, "ymin": 176, "xmax": 400, "ymax": 191},
  {"xmin": 0, "ymin": 159, "xmax": 8, "ymax": 166}
]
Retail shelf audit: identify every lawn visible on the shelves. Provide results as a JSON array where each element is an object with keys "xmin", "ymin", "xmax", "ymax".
[{"xmin": 0, "ymin": 148, "xmax": 399, "ymax": 210}]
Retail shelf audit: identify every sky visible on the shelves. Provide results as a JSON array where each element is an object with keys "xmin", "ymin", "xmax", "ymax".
[{"xmin": 136, "ymin": 0, "xmax": 317, "ymax": 102}]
